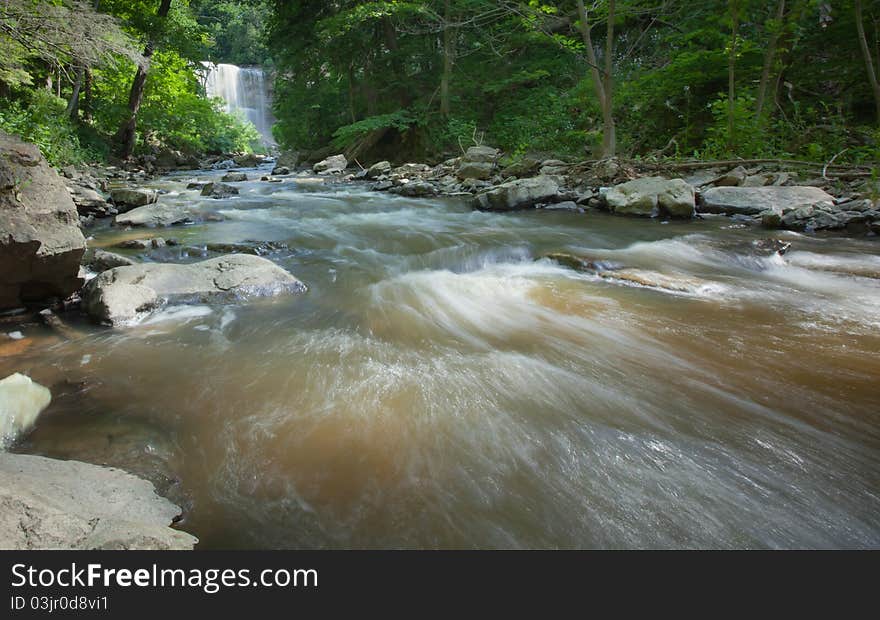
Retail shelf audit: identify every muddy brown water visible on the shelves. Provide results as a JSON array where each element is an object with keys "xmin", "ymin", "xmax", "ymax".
[{"xmin": 4, "ymin": 168, "xmax": 880, "ymax": 548}]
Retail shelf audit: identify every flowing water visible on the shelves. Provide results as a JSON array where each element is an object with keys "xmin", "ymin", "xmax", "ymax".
[
  {"xmin": 203, "ymin": 63, "xmax": 275, "ymax": 146},
  {"xmin": 4, "ymin": 166, "xmax": 880, "ymax": 549}
]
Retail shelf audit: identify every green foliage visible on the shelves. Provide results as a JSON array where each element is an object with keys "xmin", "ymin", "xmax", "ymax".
[
  {"xmin": 331, "ymin": 110, "xmax": 418, "ymax": 149},
  {"xmin": 0, "ymin": 89, "xmax": 94, "ymax": 165}
]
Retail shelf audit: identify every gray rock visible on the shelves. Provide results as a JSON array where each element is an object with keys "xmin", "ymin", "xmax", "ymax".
[
  {"xmin": 271, "ymin": 166, "xmax": 290, "ymax": 176},
  {"xmin": 700, "ymin": 186, "xmax": 836, "ymax": 216},
  {"xmin": 313, "ymin": 154, "xmax": 348, "ymax": 174},
  {"xmin": 68, "ymin": 185, "xmax": 110, "ymax": 216},
  {"xmin": 390, "ymin": 181, "xmax": 437, "ymax": 197},
  {"xmin": 110, "ymin": 188, "xmax": 159, "ymax": 210},
  {"xmin": 221, "ymin": 172, "xmax": 248, "ymax": 183},
  {"xmin": 115, "ymin": 203, "xmax": 196, "ymax": 227},
  {"xmin": 366, "ymin": 160, "xmax": 392, "ymax": 179},
  {"xmin": 605, "ymin": 177, "xmax": 695, "ymax": 218},
  {"xmin": 233, "ymin": 153, "xmax": 262, "ymax": 167},
  {"xmin": 713, "ymin": 166, "xmax": 748, "ymax": 187},
  {"xmin": 0, "ymin": 453, "xmax": 196, "ymax": 550},
  {"xmin": 200, "ymin": 182, "xmax": 239, "ymax": 199},
  {"xmin": 472, "ymin": 175, "xmax": 559, "ymax": 211},
  {"xmin": 501, "ymin": 158, "xmax": 541, "ymax": 178},
  {"xmin": 85, "ymin": 250, "xmax": 136, "ymax": 273},
  {"xmin": 463, "ymin": 146, "xmax": 500, "ymax": 163},
  {"xmin": 82, "ymin": 254, "xmax": 306, "ymax": 325},
  {"xmin": 0, "ymin": 131, "xmax": 86, "ymax": 309},
  {"xmin": 276, "ymin": 150, "xmax": 299, "ymax": 169},
  {"xmin": 457, "ymin": 161, "xmax": 495, "ymax": 180}
]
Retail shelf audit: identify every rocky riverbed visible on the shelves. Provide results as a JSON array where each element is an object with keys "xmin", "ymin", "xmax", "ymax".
[{"xmin": 2, "ymin": 131, "xmax": 879, "ymax": 549}]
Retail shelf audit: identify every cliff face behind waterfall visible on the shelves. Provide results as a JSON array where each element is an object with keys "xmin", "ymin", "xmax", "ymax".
[{"xmin": 204, "ymin": 63, "xmax": 276, "ymax": 147}]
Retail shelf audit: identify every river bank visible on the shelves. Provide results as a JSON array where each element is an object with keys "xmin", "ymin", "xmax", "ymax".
[{"xmin": 2, "ymin": 133, "xmax": 879, "ymax": 549}]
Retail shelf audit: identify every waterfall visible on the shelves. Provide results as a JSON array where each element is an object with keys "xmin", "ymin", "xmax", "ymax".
[{"xmin": 203, "ymin": 63, "xmax": 276, "ymax": 146}]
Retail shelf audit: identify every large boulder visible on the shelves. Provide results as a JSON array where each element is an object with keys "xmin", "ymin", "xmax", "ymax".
[
  {"xmin": 0, "ymin": 131, "xmax": 86, "ymax": 309},
  {"xmin": 0, "ymin": 453, "xmax": 197, "ymax": 550},
  {"xmin": 109, "ymin": 188, "xmax": 159, "ymax": 211},
  {"xmin": 82, "ymin": 254, "xmax": 307, "ymax": 325},
  {"xmin": 313, "ymin": 154, "xmax": 348, "ymax": 174},
  {"xmin": 604, "ymin": 177, "xmax": 695, "ymax": 218},
  {"xmin": 457, "ymin": 146, "xmax": 499, "ymax": 180},
  {"xmin": 471, "ymin": 176, "xmax": 560, "ymax": 211},
  {"xmin": 699, "ymin": 186, "xmax": 835, "ymax": 216},
  {"xmin": 0, "ymin": 373, "xmax": 51, "ymax": 448}
]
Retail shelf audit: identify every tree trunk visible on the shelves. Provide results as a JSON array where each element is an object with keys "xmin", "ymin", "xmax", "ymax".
[
  {"xmin": 440, "ymin": 0, "xmax": 454, "ymax": 118},
  {"xmin": 855, "ymin": 0, "xmax": 880, "ymax": 124},
  {"xmin": 755, "ymin": 0, "xmax": 785, "ymax": 120},
  {"xmin": 727, "ymin": 0, "xmax": 740, "ymax": 152},
  {"xmin": 67, "ymin": 0, "xmax": 101, "ymax": 121},
  {"xmin": 576, "ymin": 0, "xmax": 615, "ymax": 157},
  {"xmin": 83, "ymin": 70, "xmax": 93, "ymax": 122},
  {"xmin": 116, "ymin": 0, "xmax": 172, "ymax": 159},
  {"xmin": 66, "ymin": 68, "xmax": 84, "ymax": 120}
]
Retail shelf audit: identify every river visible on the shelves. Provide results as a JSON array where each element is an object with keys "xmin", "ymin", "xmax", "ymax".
[{"xmin": 4, "ymin": 165, "xmax": 880, "ymax": 549}]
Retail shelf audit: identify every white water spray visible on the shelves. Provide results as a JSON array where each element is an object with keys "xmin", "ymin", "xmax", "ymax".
[{"xmin": 203, "ymin": 62, "xmax": 276, "ymax": 146}]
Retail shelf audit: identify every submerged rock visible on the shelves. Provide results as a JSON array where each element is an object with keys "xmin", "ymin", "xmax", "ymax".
[
  {"xmin": 604, "ymin": 177, "xmax": 695, "ymax": 218},
  {"xmin": 0, "ymin": 131, "xmax": 86, "ymax": 309},
  {"xmin": 82, "ymin": 254, "xmax": 307, "ymax": 325},
  {"xmin": 0, "ymin": 453, "xmax": 197, "ymax": 549},
  {"xmin": 472, "ymin": 175, "xmax": 559, "ymax": 211},
  {"xmin": 0, "ymin": 373, "xmax": 51, "ymax": 448}
]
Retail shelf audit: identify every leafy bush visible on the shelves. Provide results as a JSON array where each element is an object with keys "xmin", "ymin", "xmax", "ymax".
[{"xmin": 0, "ymin": 89, "xmax": 94, "ymax": 165}]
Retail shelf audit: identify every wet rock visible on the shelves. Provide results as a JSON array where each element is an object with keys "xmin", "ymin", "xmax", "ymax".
[
  {"xmin": 276, "ymin": 150, "xmax": 299, "ymax": 169},
  {"xmin": 0, "ymin": 131, "xmax": 86, "ymax": 310},
  {"xmin": 233, "ymin": 153, "xmax": 263, "ymax": 168},
  {"xmin": 540, "ymin": 200, "xmax": 580, "ymax": 211},
  {"xmin": 115, "ymin": 239, "xmax": 154, "ymax": 250},
  {"xmin": 472, "ymin": 175, "xmax": 559, "ymax": 211},
  {"xmin": 373, "ymin": 180, "xmax": 394, "ymax": 191},
  {"xmin": 200, "ymin": 182, "xmax": 239, "ymax": 199},
  {"xmin": 115, "ymin": 203, "xmax": 197, "ymax": 227},
  {"xmin": 313, "ymin": 154, "xmax": 348, "ymax": 174},
  {"xmin": 390, "ymin": 181, "xmax": 438, "ymax": 197},
  {"xmin": 211, "ymin": 158, "xmax": 236, "ymax": 170},
  {"xmin": 84, "ymin": 250, "xmax": 136, "ymax": 273},
  {"xmin": 753, "ymin": 239, "xmax": 791, "ymax": 255},
  {"xmin": 604, "ymin": 177, "xmax": 695, "ymax": 218},
  {"xmin": 271, "ymin": 166, "xmax": 290, "ymax": 176},
  {"xmin": 185, "ymin": 181, "xmax": 208, "ymax": 190},
  {"xmin": 0, "ymin": 373, "xmax": 51, "ymax": 447},
  {"xmin": 366, "ymin": 161, "xmax": 392, "ymax": 179},
  {"xmin": 82, "ymin": 254, "xmax": 307, "ymax": 325},
  {"xmin": 0, "ymin": 453, "xmax": 197, "ymax": 549},
  {"xmin": 221, "ymin": 172, "xmax": 248, "ymax": 183},
  {"xmin": 699, "ymin": 186, "xmax": 835, "ymax": 216},
  {"xmin": 200, "ymin": 241, "xmax": 289, "ymax": 256},
  {"xmin": 109, "ymin": 188, "xmax": 159, "ymax": 211}
]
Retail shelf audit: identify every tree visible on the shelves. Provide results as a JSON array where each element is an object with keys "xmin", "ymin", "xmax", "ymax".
[
  {"xmin": 854, "ymin": 0, "xmax": 880, "ymax": 124},
  {"xmin": 115, "ymin": 0, "xmax": 173, "ymax": 159}
]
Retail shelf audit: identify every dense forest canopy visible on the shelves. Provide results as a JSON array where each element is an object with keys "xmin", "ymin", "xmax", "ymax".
[{"xmin": 1, "ymin": 0, "xmax": 880, "ymax": 166}]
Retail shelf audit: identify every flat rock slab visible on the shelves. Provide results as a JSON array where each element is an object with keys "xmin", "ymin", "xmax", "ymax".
[
  {"xmin": 0, "ymin": 453, "xmax": 197, "ymax": 550},
  {"xmin": 472, "ymin": 175, "xmax": 560, "ymax": 211},
  {"xmin": 115, "ymin": 203, "xmax": 197, "ymax": 227},
  {"xmin": 82, "ymin": 254, "xmax": 307, "ymax": 325},
  {"xmin": 698, "ymin": 186, "xmax": 835, "ymax": 216}
]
